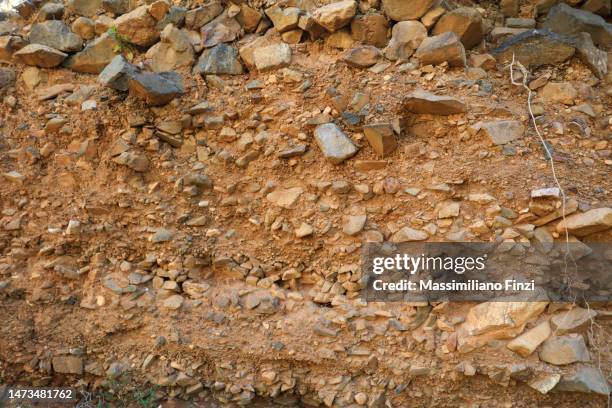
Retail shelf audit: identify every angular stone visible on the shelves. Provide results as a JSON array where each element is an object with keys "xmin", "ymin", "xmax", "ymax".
[
  {"xmin": 457, "ymin": 293, "xmax": 548, "ymax": 352},
  {"xmin": 476, "ymin": 120, "xmax": 524, "ymax": 145},
  {"xmin": 72, "ymin": 17, "xmax": 95, "ymax": 40},
  {"xmin": 146, "ymin": 24, "xmax": 194, "ymax": 72},
  {"xmin": 253, "ymin": 43, "xmax": 291, "ymax": 71},
  {"xmin": 113, "ymin": 150, "xmax": 149, "ymax": 171},
  {"xmin": 185, "ymin": 2, "xmax": 224, "ymax": 29},
  {"xmin": 163, "ymin": 294, "xmax": 184, "ymax": 310},
  {"xmin": 200, "ymin": 14, "xmax": 242, "ymax": 48},
  {"xmin": 382, "ymin": 0, "xmax": 437, "ymax": 21},
  {"xmin": 436, "ymin": 201, "xmax": 460, "ymax": 218},
  {"xmin": 314, "ymin": 123, "xmax": 358, "ymax": 164},
  {"xmin": 0, "ymin": 68, "xmax": 16, "ymax": 92},
  {"xmin": 492, "ymin": 29, "xmax": 576, "ymax": 69},
  {"xmin": 312, "ymin": 0, "xmax": 356, "ymax": 33},
  {"xmin": 363, "ymin": 123, "xmax": 397, "ymax": 157},
  {"xmin": 29, "ymin": 21, "xmax": 83, "ymax": 52},
  {"xmin": 343, "ymin": 45, "xmax": 380, "ymax": 68},
  {"xmin": 237, "ymin": 4, "xmax": 262, "ymax": 33},
  {"xmin": 574, "ymin": 32, "xmax": 608, "ymax": 79},
  {"xmin": 281, "ymin": 29, "xmax": 303, "ymax": 44},
  {"xmin": 385, "ymin": 21, "xmax": 427, "ymax": 61},
  {"xmin": 265, "ymin": 6, "xmax": 300, "ymax": 33},
  {"xmin": 326, "ymin": 28, "xmax": 354, "ymax": 49},
  {"xmin": 544, "ymin": 3, "xmax": 612, "ymax": 46},
  {"xmin": 528, "ymin": 372, "xmax": 561, "ymax": 394},
  {"xmin": 343, "ymin": 215, "xmax": 367, "ymax": 236},
  {"xmin": 295, "ymin": 223, "xmax": 314, "ymax": 238},
  {"xmin": 390, "ymin": 226, "xmax": 428, "ymax": 242},
  {"xmin": 468, "ymin": 53, "xmax": 496, "ymax": 70},
  {"xmin": 350, "ymin": 14, "xmax": 388, "ymax": 48},
  {"xmin": 266, "ymin": 187, "xmax": 303, "ymax": 209},
  {"xmin": 541, "ymin": 82, "xmax": 577, "ymax": 105},
  {"xmin": 99, "ymin": 54, "xmax": 137, "ymax": 91},
  {"xmin": 13, "ymin": 44, "xmax": 67, "ymax": 68},
  {"xmin": 67, "ymin": 0, "xmax": 103, "ymax": 17},
  {"xmin": 0, "ymin": 35, "xmax": 24, "ymax": 63},
  {"xmin": 193, "ymin": 43, "xmax": 243, "ymax": 75},
  {"xmin": 551, "ymin": 307, "xmax": 598, "ymax": 334},
  {"xmin": 128, "ymin": 71, "xmax": 184, "ymax": 106},
  {"xmin": 415, "ymin": 31, "xmax": 466, "ymax": 67},
  {"xmin": 37, "ymin": 3, "xmax": 64, "ymax": 21},
  {"xmin": 403, "ymin": 90, "xmax": 467, "ymax": 115},
  {"xmin": 421, "ymin": 6, "xmax": 446, "ymax": 29},
  {"xmin": 507, "ymin": 320, "xmax": 551, "ymax": 357},
  {"xmin": 556, "ymin": 208, "xmax": 612, "ymax": 236},
  {"xmin": 539, "ymin": 334, "xmax": 590, "ymax": 365},
  {"xmin": 115, "ymin": 5, "xmax": 160, "ymax": 47},
  {"xmin": 432, "ymin": 7, "xmax": 483, "ymax": 49},
  {"xmin": 65, "ymin": 33, "xmax": 117, "ymax": 74},
  {"xmin": 555, "ymin": 367, "xmax": 610, "ymax": 395},
  {"xmin": 148, "ymin": 0, "xmax": 169, "ymax": 21},
  {"xmin": 52, "ymin": 356, "xmax": 83, "ymax": 374}
]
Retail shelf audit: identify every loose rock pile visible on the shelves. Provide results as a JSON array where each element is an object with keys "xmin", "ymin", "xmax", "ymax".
[{"xmin": 0, "ymin": 0, "xmax": 611, "ymax": 406}]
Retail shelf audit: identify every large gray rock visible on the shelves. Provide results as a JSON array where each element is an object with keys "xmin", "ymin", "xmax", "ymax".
[
  {"xmin": 403, "ymin": 90, "xmax": 467, "ymax": 115},
  {"xmin": 193, "ymin": 43, "xmax": 243, "ymax": 75},
  {"xmin": 64, "ymin": 33, "xmax": 117, "ymax": 73},
  {"xmin": 37, "ymin": 3, "xmax": 65, "ymax": 21},
  {"xmin": 492, "ymin": 29, "xmax": 576, "ymax": 69},
  {"xmin": 29, "ymin": 21, "xmax": 83, "ymax": 53},
  {"xmin": 14, "ymin": 44, "xmax": 67, "ymax": 68},
  {"xmin": 554, "ymin": 367, "xmax": 610, "ymax": 395},
  {"xmin": 99, "ymin": 55, "xmax": 137, "ymax": 91},
  {"xmin": 544, "ymin": 3, "xmax": 612, "ymax": 46},
  {"xmin": 185, "ymin": 2, "xmax": 224, "ymax": 29},
  {"xmin": 415, "ymin": 31, "xmax": 466, "ymax": 67},
  {"xmin": 128, "ymin": 71, "xmax": 184, "ymax": 106},
  {"xmin": 156, "ymin": 6, "xmax": 187, "ymax": 31},
  {"xmin": 200, "ymin": 14, "xmax": 243, "ymax": 48},
  {"xmin": 432, "ymin": 7, "xmax": 483, "ymax": 49},
  {"xmin": 0, "ymin": 67, "xmax": 16, "ymax": 93},
  {"xmin": 314, "ymin": 123, "xmax": 358, "ymax": 164},
  {"xmin": 539, "ymin": 335, "xmax": 591, "ymax": 365},
  {"xmin": 382, "ymin": 0, "xmax": 437, "ymax": 21}
]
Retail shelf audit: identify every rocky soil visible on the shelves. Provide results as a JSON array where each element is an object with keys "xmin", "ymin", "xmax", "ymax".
[{"xmin": 0, "ymin": 0, "xmax": 611, "ymax": 406}]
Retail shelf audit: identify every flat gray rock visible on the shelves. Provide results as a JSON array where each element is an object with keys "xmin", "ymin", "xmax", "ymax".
[
  {"xmin": 314, "ymin": 123, "xmax": 358, "ymax": 164},
  {"xmin": 99, "ymin": 54, "xmax": 138, "ymax": 91}
]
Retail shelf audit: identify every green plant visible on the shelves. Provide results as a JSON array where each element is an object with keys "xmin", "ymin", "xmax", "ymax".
[
  {"xmin": 132, "ymin": 386, "xmax": 158, "ymax": 408},
  {"xmin": 107, "ymin": 26, "xmax": 135, "ymax": 60}
]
